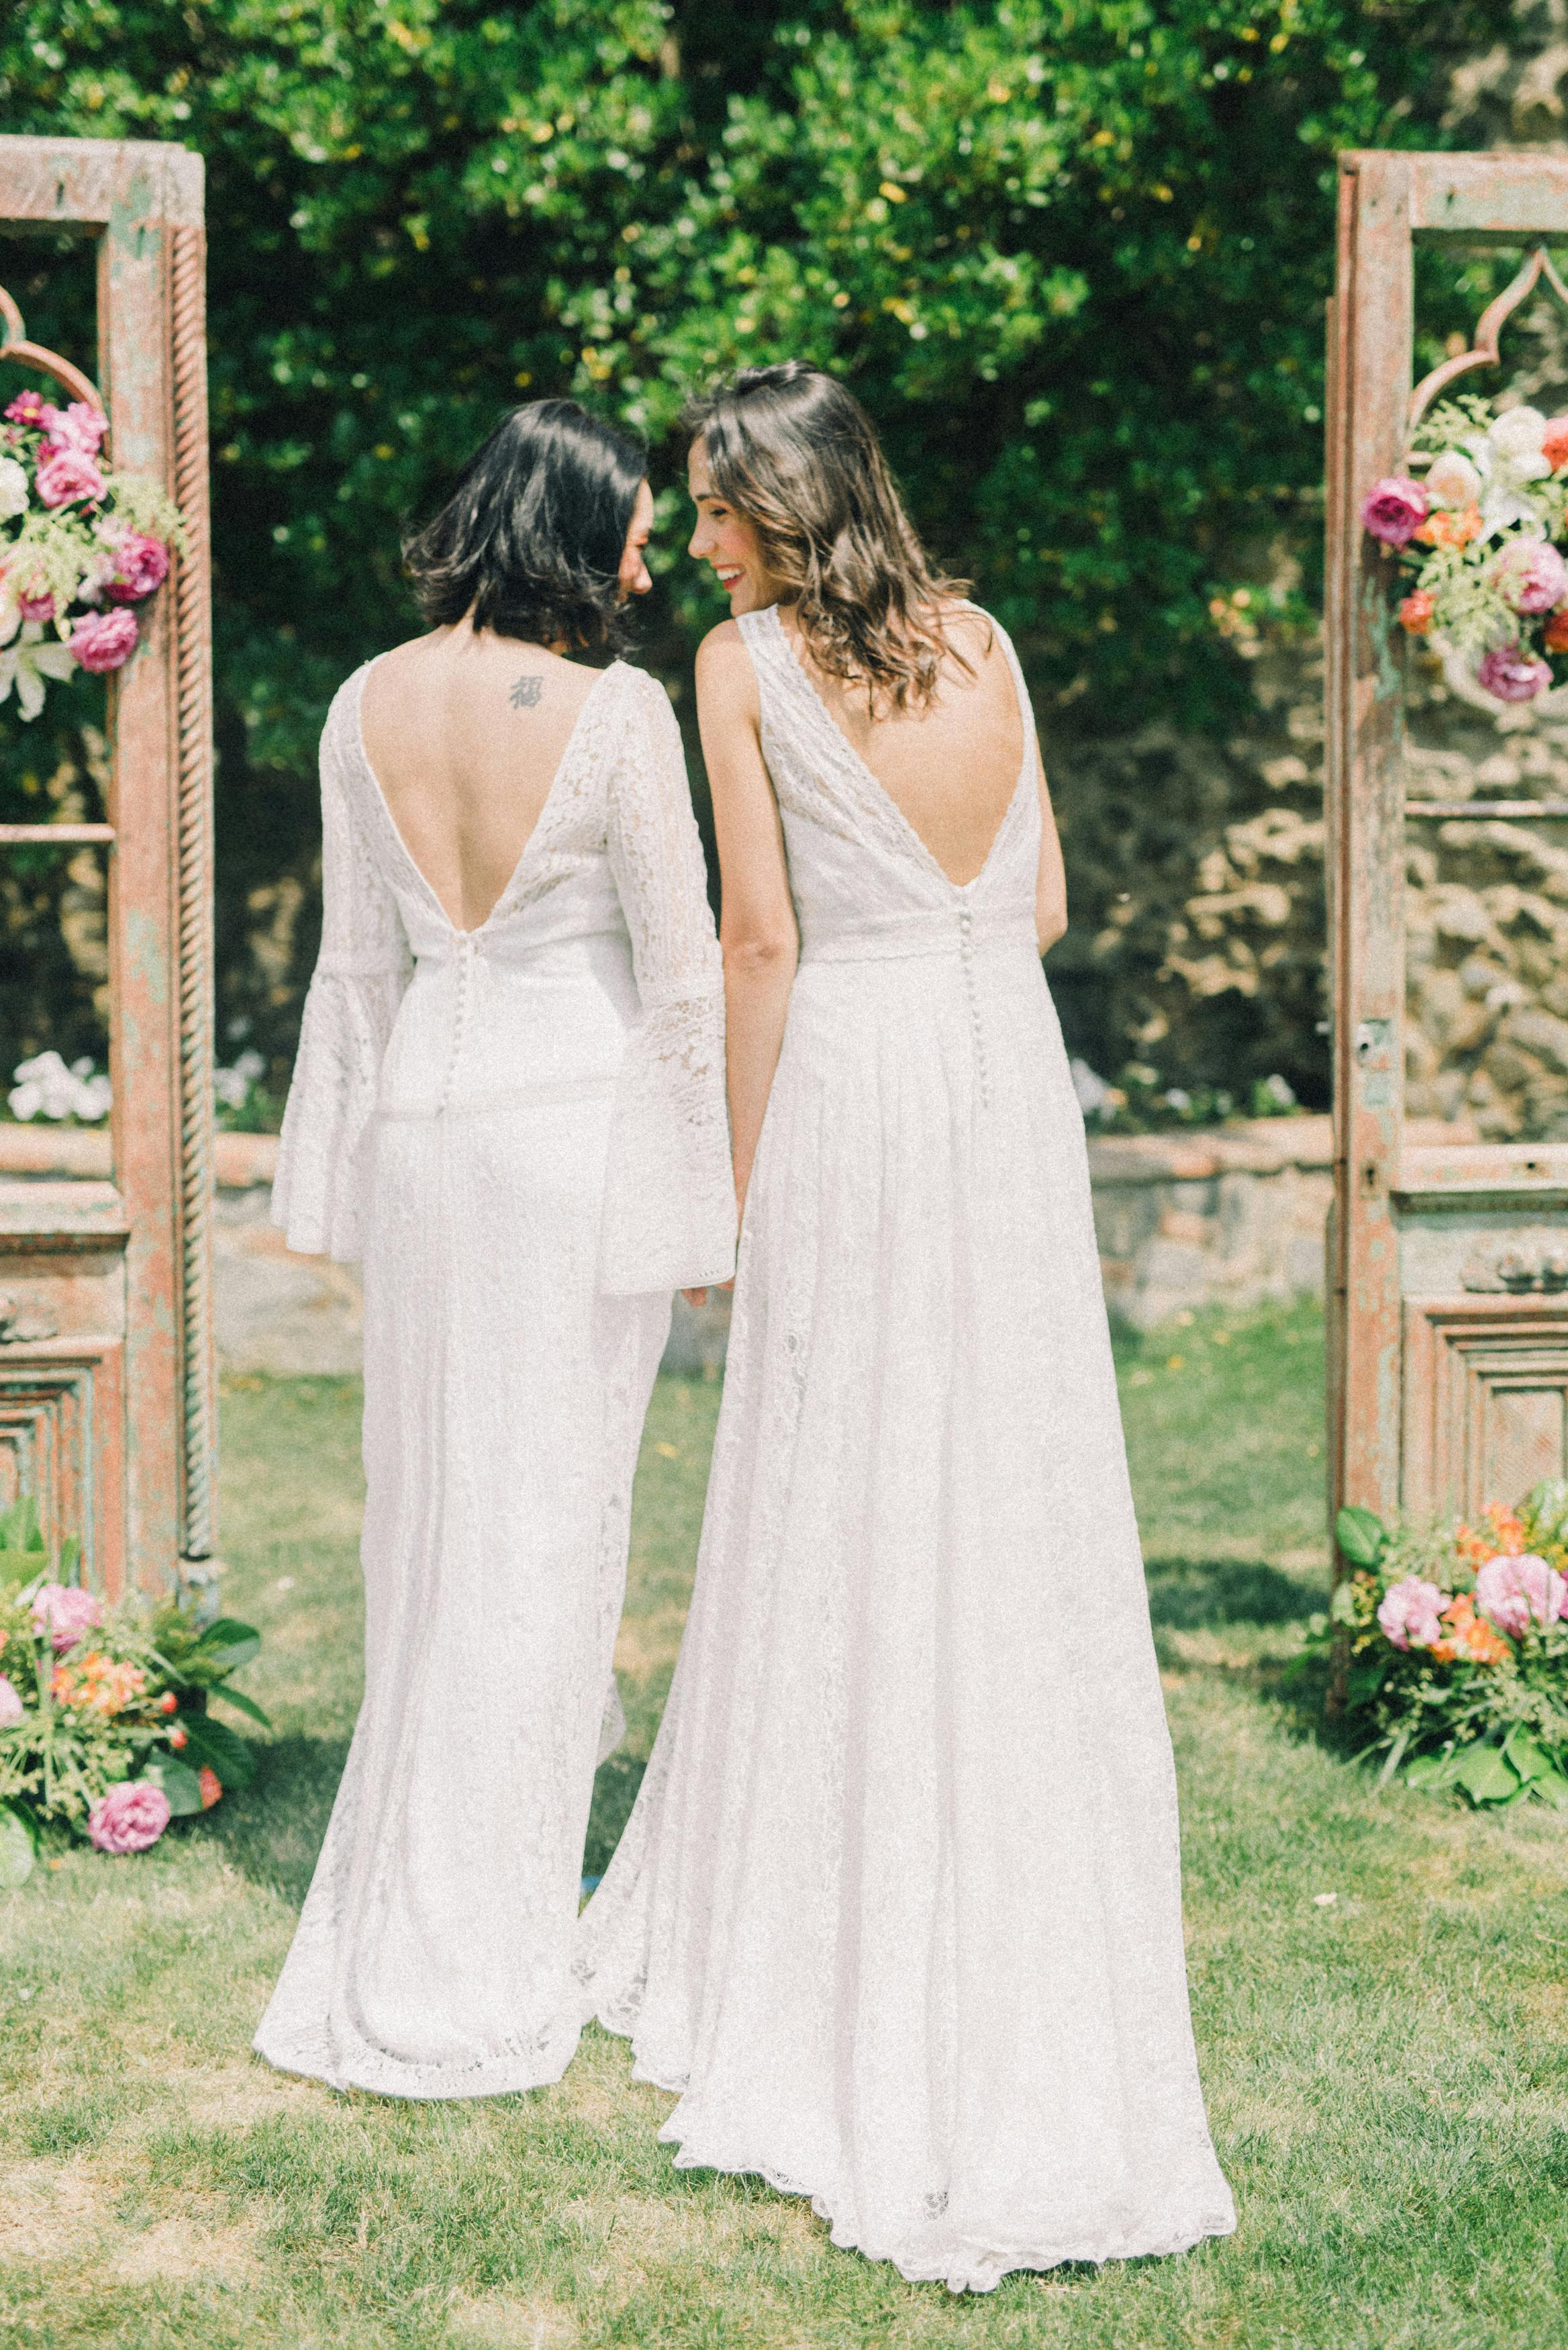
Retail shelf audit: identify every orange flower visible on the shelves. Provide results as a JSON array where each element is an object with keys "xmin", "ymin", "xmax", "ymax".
[
  {"xmin": 1546, "ymin": 420, "xmax": 1568, "ymax": 473},
  {"xmin": 197, "ymin": 1766, "xmax": 222, "ymax": 1810},
  {"xmin": 1415, "ymin": 504, "xmax": 1482, "ymax": 550},
  {"xmin": 1434, "ymin": 1593, "xmax": 1510, "ymax": 1667},
  {"xmin": 167, "ymin": 1723, "xmax": 187, "ymax": 1750},
  {"xmin": 1546, "ymin": 610, "xmax": 1568, "ymax": 653},
  {"xmin": 1400, "ymin": 591, "xmax": 1436, "ymax": 635}
]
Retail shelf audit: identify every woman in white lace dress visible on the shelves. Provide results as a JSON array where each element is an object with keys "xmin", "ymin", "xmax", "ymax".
[
  {"xmin": 575, "ymin": 366, "xmax": 1236, "ymax": 2285},
  {"xmin": 254, "ymin": 402, "xmax": 735, "ymax": 2098}
]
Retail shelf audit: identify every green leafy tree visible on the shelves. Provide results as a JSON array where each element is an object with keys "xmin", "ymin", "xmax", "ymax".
[{"xmin": 0, "ymin": 0, "xmax": 1515, "ymax": 1088}]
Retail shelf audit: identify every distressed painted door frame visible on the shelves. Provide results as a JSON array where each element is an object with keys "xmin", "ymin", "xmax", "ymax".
[
  {"xmin": 0, "ymin": 137, "xmax": 214, "ymax": 1596},
  {"xmin": 1328, "ymin": 150, "xmax": 1568, "ymax": 1554}
]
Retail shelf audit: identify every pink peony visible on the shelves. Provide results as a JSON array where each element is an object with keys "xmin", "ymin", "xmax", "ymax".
[
  {"xmin": 1475, "ymin": 1552, "xmax": 1566, "ymax": 1637},
  {"xmin": 70, "ymin": 607, "xmax": 138, "ymax": 673},
  {"xmin": 39, "ymin": 401, "xmax": 107, "ymax": 457},
  {"xmin": 1477, "ymin": 645, "xmax": 1553, "ymax": 703},
  {"xmin": 34, "ymin": 447, "xmax": 105, "ymax": 508},
  {"xmin": 30, "ymin": 1581, "xmax": 103, "ymax": 1654},
  {"xmin": 1377, "ymin": 1575, "xmax": 1446, "ymax": 1651},
  {"xmin": 1361, "ymin": 475, "xmax": 1428, "ymax": 547},
  {"xmin": 3, "ymin": 390, "xmax": 45, "ymax": 427},
  {"xmin": 16, "ymin": 592, "xmax": 53, "ymax": 625},
  {"xmin": 87, "ymin": 1779, "xmax": 170, "ymax": 1854},
  {"xmin": 0, "ymin": 1673, "xmax": 23, "ymax": 1729},
  {"xmin": 1491, "ymin": 538, "xmax": 1568, "ymax": 614},
  {"xmin": 105, "ymin": 533, "xmax": 169, "ymax": 605}
]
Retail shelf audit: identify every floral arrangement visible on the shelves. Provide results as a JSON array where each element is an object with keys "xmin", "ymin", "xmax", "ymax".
[
  {"xmin": 0, "ymin": 1497, "xmax": 267, "ymax": 1885},
  {"xmin": 1362, "ymin": 396, "xmax": 1568, "ymax": 706},
  {"xmin": 0, "ymin": 387, "xmax": 184, "ymax": 721},
  {"xmin": 1304, "ymin": 1479, "xmax": 1568, "ymax": 1806}
]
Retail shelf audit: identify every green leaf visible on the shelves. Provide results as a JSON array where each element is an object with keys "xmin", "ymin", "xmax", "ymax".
[
  {"xmin": 1335, "ymin": 1507, "xmax": 1386, "ymax": 1568},
  {"xmin": 209, "ymin": 1684, "xmax": 272, "ymax": 1730},
  {"xmin": 177, "ymin": 1713, "xmax": 255, "ymax": 1790},
  {"xmin": 144, "ymin": 1757, "xmax": 204, "ymax": 1817},
  {"xmin": 57, "ymin": 1536, "xmax": 79, "ymax": 1581},
  {"xmin": 1376, "ymin": 1727, "xmax": 1411, "ymax": 1787},
  {"xmin": 1406, "ymin": 1752, "xmax": 1459, "ymax": 1790},
  {"xmin": 0, "ymin": 1803, "xmax": 36, "ymax": 1887},
  {"xmin": 1454, "ymin": 1743, "xmax": 1520, "ymax": 1806},
  {"xmin": 1534, "ymin": 1768, "xmax": 1568, "ymax": 1809},
  {"xmin": 1346, "ymin": 1660, "xmax": 1388, "ymax": 1710},
  {"xmin": 1503, "ymin": 1724, "xmax": 1552, "ymax": 1784},
  {"xmin": 190, "ymin": 1619, "xmax": 261, "ymax": 1674}
]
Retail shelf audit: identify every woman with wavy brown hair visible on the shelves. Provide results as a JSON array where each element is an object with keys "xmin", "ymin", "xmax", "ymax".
[{"xmin": 575, "ymin": 365, "xmax": 1234, "ymax": 2288}]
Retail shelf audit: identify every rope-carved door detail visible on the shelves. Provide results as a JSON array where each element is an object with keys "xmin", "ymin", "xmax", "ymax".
[{"xmin": 0, "ymin": 138, "xmax": 214, "ymax": 1596}]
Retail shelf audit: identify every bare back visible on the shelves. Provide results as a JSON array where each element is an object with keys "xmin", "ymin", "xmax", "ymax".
[
  {"xmin": 778, "ymin": 604, "xmax": 1023, "ymax": 888},
  {"xmin": 360, "ymin": 625, "xmax": 603, "ymax": 931}
]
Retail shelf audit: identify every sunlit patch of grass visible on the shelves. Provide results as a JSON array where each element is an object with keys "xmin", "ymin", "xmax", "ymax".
[{"xmin": 3, "ymin": 1303, "xmax": 1568, "ymax": 2346}]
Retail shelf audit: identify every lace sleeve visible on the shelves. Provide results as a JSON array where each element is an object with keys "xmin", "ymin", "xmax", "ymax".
[
  {"xmin": 271, "ymin": 685, "xmax": 411, "ymax": 1261},
  {"xmin": 600, "ymin": 668, "xmax": 737, "ymax": 1297}
]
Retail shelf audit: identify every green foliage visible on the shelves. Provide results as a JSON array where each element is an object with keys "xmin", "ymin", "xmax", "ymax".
[{"xmin": 0, "ymin": 0, "xmax": 1516, "ymax": 1081}]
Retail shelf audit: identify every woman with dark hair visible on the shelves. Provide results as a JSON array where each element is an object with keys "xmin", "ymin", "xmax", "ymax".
[
  {"xmin": 253, "ymin": 401, "xmax": 735, "ymax": 2097},
  {"xmin": 577, "ymin": 365, "xmax": 1235, "ymax": 2284}
]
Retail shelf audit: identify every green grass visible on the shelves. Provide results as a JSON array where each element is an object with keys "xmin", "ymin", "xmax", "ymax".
[{"xmin": 5, "ymin": 1298, "xmax": 1568, "ymax": 2347}]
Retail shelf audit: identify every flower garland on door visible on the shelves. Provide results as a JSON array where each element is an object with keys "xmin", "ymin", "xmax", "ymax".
[
  {"xmin": 0, "ymin": 388, "xmax": 185, "ymax": 720},
  {"xmin": 1362, "ymin": 397, "xmax": 1568, "ymax": 706}
]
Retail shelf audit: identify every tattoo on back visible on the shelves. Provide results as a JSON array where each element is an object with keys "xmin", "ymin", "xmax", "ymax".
[{"xmin": 509, "ymin": 674, "xmax": 543, "ymax": 710}]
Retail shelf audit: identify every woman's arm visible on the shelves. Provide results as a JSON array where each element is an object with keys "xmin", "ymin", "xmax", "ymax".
[
  {"xmin": 696, "ymin": 622, "xmax": 799, "ymax": 1225},
  {"xmin": 1034, "ymin": 737, "xmax": 1068, "ymax": 955}
]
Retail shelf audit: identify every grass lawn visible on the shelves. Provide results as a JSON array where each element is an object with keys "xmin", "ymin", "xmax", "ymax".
[{"xmin": 5, "ymin": 1297, "xmax": 1568, "ymax": 2347}]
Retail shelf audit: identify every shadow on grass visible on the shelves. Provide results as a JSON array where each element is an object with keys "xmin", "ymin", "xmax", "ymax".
[
  {"xmin": 1144, "ymin": 1556, "xmax": 1322, "ymax": 1631},
  {"xmin": 585, "ymin": 1750, "xmax": 646, "ymax": 1881},
  {"xmin": 205, "ymin": 1732, "xmax": 350, "ymax": 1908}
]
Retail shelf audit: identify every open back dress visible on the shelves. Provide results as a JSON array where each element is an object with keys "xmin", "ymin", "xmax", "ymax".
[
  {"xmin": 254, "ymin": 655, "xmax": 735, "ymax": 2098},
  {"xmin": 574, "ymin": 606, "xmax": 1235, "ymax": 2287}
]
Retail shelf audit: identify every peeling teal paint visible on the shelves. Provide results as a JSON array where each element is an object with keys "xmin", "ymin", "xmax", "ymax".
[{"xmin": 124, "ymin": 909, "xmax": 170, "ymax": 1009}]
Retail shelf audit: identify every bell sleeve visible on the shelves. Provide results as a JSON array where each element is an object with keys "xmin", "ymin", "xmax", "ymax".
[
  {"xmin": 271, "ymin": 688, "xmax": 411, "ymax": 1262},
  {"xmin": 599, "ymin": 668, "xmax": 738, "ymax": 1297}
]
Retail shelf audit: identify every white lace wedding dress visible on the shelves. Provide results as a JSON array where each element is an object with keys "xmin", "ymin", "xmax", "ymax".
[
  {"xmin": 575, "ymin": 606, "xmax": 1236, "ymax": 2286},
  {"xmin": 253, "ymin": 656, "xmax": 735, "ymax": 2098}
]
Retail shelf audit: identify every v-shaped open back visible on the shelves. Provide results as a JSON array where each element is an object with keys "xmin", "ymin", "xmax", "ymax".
[
  {"xmin": 762, "ymin": 602, "xmax": 1032, "ymax": 894},
  {"xmin": 353, "ymin": 656, "xmax": 625, "ymax": 937}
]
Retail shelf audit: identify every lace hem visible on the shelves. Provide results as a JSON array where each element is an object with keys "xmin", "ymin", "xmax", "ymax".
[
  {"xmin": 587, "ymin": 2001, "xmax": 1236, "ymax": 2296},
  {"xmin": 597, "ymin": 978, "xmax": 736, "ymax": 1295},
  {"xmin": 271, "ymin": 964, "xmax": 407, "ymax": 1260}
]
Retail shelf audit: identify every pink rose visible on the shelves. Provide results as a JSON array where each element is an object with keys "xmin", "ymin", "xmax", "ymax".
[
  {"xmin": 87, "ymin": 1779, "xmax": 170, "ymax": 1855},
  {"xmin": 0, "ymin": 1674, "xmax": 23, "ymax": 1728},
  {"xmin": 105, "ymin": 533, "xmax": 169, "ymax": 604},
  {"xmin": 1475, "ymin": 1552, "xmax": 1566, "ymax": 1637},
  {"xmin": 30, "ymin": 1581, "xmax": 103, "ymax": 1654},
  {"xmin": 39, "ymin": 401, "xmax": 107, "ymax": 457},
  {"xmin": 3, "ymin": 390, "xmax": 45, "ymax": 427},
  {"xmin": 70, "ymin": 608, "xmax": 138, "ymax": 673},
  {"xmin": 17, "ymin": 592, "xmax": 53, "ymax": 625},
  {"xmin": 1477, "ymin": 646, "xmax": 1553, "ymax": 703},
  {"xmin": 1377, "ymin": 1575, "xmax": 1445, "ymax": 1651},
  {"xmin": 1361, "ymin": 475, "xmax": 1428, "ymax": 547},
  {"xmin": 34, "ymin": 447, "xmax": 105, "ymax": 508},
  {"xmin": 1491, "ymin": 538, "xmax": 1568, "ymax": 614}
]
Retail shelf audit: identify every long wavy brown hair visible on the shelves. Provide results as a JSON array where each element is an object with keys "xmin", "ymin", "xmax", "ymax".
[{"xmin": 685, "ymin": 363, "xmax": 973, "ymax": 713}]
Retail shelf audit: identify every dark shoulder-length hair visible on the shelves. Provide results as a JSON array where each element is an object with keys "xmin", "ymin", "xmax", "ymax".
[
  {"xmin": 403, "ymin": 399, "xmax": 646, "ymax": 652},
  {"xmin": 683, "ymin": 363, "xmax": 971, "ymax": 712}
]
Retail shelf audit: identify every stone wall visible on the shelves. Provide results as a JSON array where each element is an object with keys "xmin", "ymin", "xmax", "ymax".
[{"xmin": 0, "ymin": 1119, "xmax": 1344, "ymax": 1378}]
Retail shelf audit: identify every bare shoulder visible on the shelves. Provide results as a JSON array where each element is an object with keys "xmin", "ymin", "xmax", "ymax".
[{"xmin": 695, "ymin": 616, "xmax": 756, "ymax": 680}]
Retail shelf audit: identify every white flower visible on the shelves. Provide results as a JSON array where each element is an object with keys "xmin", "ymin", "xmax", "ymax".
[
  {"xmin": 0, "ymin": 622, "xmax": 76, "ymax": 722},
  {"xmin": 1427, "ymin": 449, "xmax": 1482, "ymax": 507},
  {"xmin": 1489, "ymin": 405, "xmax": 1549, "ymax": 463},
  {"xmin": 7, "ymin": 1051, "xmax": 110, "ymax": 1122},
  {"xmin": 0, "ymin": 457, "xmax": 28, "ymax": 520}
]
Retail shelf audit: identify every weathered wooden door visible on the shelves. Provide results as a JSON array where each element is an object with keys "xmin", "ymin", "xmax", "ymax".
[
  {"xmin": 0, "ymin": 138, "xmax": 214, "ymax": 1598},
  {"xmin": 1328, "ymin": 151, "xmax": 1568, "ymax": 1543}
]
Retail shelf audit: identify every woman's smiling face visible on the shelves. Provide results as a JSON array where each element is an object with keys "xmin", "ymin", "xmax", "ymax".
[{"xmin": 687, "ymin": 438, "xmax": 780, "ymax": 614}]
